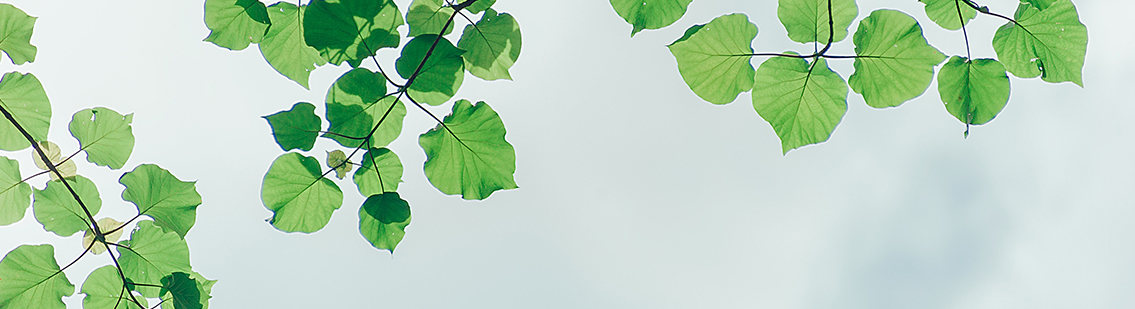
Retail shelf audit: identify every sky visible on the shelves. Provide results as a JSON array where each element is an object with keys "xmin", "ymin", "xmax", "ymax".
[{"xmin": 1, "ymin": 0, "xmax": 1133, "ymax": 308}]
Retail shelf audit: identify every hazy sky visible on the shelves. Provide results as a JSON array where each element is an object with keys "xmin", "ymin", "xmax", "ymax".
[{"xmin": 1, "ymin": 0, "xmax": 1132, "ymax": 308}]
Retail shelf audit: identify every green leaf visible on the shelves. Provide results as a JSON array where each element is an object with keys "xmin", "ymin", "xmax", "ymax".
[
  {"xmin": 937, "ymin": 56, "xmax": 1010, "ymax": 126},
  {"xmin": 0, "ymin": 72, "xmax": 50, "ymax": 151},
  {"xmin": 419, "ymin": 100, "xmax": 516, "ymax": 200},
  {"xmin": 849, "ymin": 9, "xmax": 946, "ymax": 108},
  {"xmin": 203, "ymin": 0, "xmax": 270, "ymax": 51},
  {"xmin": 752, "ymin": 56, "xmax": 848, "ymax": 153},
  {"xmin": 610, "ymin": 0, "xmax": 692, "ymax": 36},
  {"xmin": 457, "ymin": 9, "xmax": 522, "ymax": 81},
  {"xmin": 33, "ymin": 175, "xmax": 101, "ymax": 237},
  {"xmin": 0, "ymin": 156, "xmax": 31, "ymax": 226},
  {"xmin": 465, "ymin": 0, "xmax": 495, "ymax": 14},
  {"xmin": 1026, "ymin": 0, "xmax": 1054, "ymax": 11},
  {"xmin": 324, "ymin": 68, "xmax": 406, "ymax": 148},
  {"xmin": 260, "ymin": 2, "xmax": 328, "ymax": 89},
  {"xmin": 396, "ymin": 35, "xmax": 465, "ymax": 106},
  {"xmin": 188, "ymin": 272, "xmax": 216, "ymax": 309},
  {"xmin": 81, "ymin": 265, "xmax": 148, "ymax": 309},
  {"xmin": 117, "ymin": 221, "xmax": 193, "ymax": 298},
  {"xmin": 919, "ymin": 0, "xmax": 976, "ymax": 31},
  {"xmin": 264, "ymin": 102, "xmax": 321, "ymax": 151},
  {"xmin": 0, "ymin": 244, "xmax": 73, "ymax": 309},
  {"xmin": 30, "ymin": 141, "xmax": 76, "ymax": 181},
  {"xmin": 326, "ymin": 150, "xmax": 351, "ymax": 179},
  {"xmin": 304, "ymin": 0, "xmax": 404, "ymax": 67},
  {"xmin": 261, "ymin": 153, "xmax": 343, "ymax": 233},
  {"xmin": 353, "ymin": 147, "xmax": 403, "ymax": 196},
  {"xmin": 160, "ymin": 273, "xmax": 202, "ymax": 309},
  {"xmin": 777, "ymin": 0, "xmax": 858, "ymax": 44},
  {"xmin": 407, "ymin": 0, "xmax": 455, "ymax": 37},
  {"xmin": 0, "ymin": 4, "xmax": 36, "ymax": 65},
  {"xmin": 69, "ymin": 107, "xmax": 134, "ymax": 169},
  {"xmin": 992, "ymin": 0, "xmax": 1087, "ymax": 86},
  {"xmin": 358, "ymin": 193, "xmax": 410, "ymax": 252},
  {"xmin": 121, "ymin": 164, "xmax": 202, "ymax": 239},
  {"xmin": 667, "ymin": 14, "xmax": 757, "ymax": 105}
]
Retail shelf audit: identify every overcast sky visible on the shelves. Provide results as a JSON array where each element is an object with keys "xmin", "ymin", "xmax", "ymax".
[{"xmin": 1, "ymin": 0, "xmax": 1132, "ymax": 308}]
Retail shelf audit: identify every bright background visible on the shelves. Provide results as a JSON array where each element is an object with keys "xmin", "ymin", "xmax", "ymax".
[{"xmin": 1, "ymin": 0, "xmax": 1132, "ymax": 308}]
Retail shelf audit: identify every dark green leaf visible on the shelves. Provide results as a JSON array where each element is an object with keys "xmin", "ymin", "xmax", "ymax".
[
  {"xmin": 777, "ymin": 0, "xmax": 858, "ymax": 44},
  {"xmin": 261, "ymin": 153, "xmax": 343, "ymax": 233},
  {"xmin": 610, "ymin": 0, "xmax": 692, "ymax": 36},
  {"xmin": 188, "ymin": 272, "xmax": 216, "ymax": 309},
  {"xmin": 203, "ymin": 0, "xmax": 270, "ymax": 50},
  {"xmin": 919, "ymin": 0, "xmax": 976, "ymax": 31},
  {"xmin": 419, "ymin": 100, "xmax": 516, "ymax": 200},
  {"xmin": 264, "ymin": 102, "xmax": 321, "ymax": 151},
  {"xmin": 69, "ymin": 107, "xmax": 134, "ymax": 169},
  {"xmin": 752, "ymin": 56, "xmax": 848, "ymax": 153},
  {"xmin": 0, "ymin": 72, "xmax": 50, "ymax": 151},
  {"xmin": 992, "ymin": 0, "xmax": 1087, "ymax": 86},
  {"xmin": 0, "ymin": 244, "xmax": 73, "ymax": 309},
  {"xmin": 849, "ymin": 9, "xmax": 946, "ymax": 108},
  {"xmin": 937, "ymin": 56, "xmax": 1010, "ymax": 126},
  {"xmin": 304, "ymin": 0, "xmax": 404, "ymax": 67},
  {"xmin": 667, "ymin": 14, "xmax": 757, "ymax": 105},
  {"xmin": 0, "ymin": 156, "xmax": 31, "ymax": 226},
  {"xmin": 359, "ymin": 193, "xmax": 410, "ymax": 252},
  {"xmin": 260, "ymin": 2, "xmax": 328, "ymax": 89},
  {"xmin": 1026, "ymin": 0, "xmax": 1054, "ymax": 11},
  {"xmin": 120, "ymin": 164, "xmax": 202, "ymax": 239},
  {"xmin": 353, "ymin": 147, "xmax": 403, "ymax": 196},
  {"xmin": 33, "ymin": 175, "xmax": 101, "ymax": 237},
  {"xmin": 117, "ymin": 221, "xmax": 193, "ymax": 298},
  {"xmin": 465, "ymin": 0, "xmax": 495, "ymax": 14},
  {"xmin": 396, "ymin": 35, "xmax": 465, "ymax": 105},
  {"xmin": 324, "ymin": 68, "xmax": 405, "ymax": 148},
  {"xmin": 0, "ymin": 4, "xmax": 36, "ymax": 64},
  {"xmin": 160, "ymin": 273, "xmax": 202, "ymax": 309},
  {"xmin": 457, "ymin": 9, "xmax": 522, "ymax": 81},
  {"xmin": 407, "ymin": 0, "xmax": 455, "ymax": 37},
  {"xmin": 81, "ymin": 265, "xmax": 148, "ymax": 309}
]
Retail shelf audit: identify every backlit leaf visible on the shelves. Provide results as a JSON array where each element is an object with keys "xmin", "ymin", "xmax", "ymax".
[
  {"xmin": 396, "ymin": 35, "xmax": 465, "ymax": 106},
  {"xmin": 937, "ymin": 56, "xmax": 1010, "ymax": 126},
  {"xmin": 667, "ymin": 14, "xmax": 757, "ymax": 105},
  {"xmin": 326, "ymin": 150, "xmax": 351, "ymax": 179},
  {"xmin": 324, "ymin": 68, "xmax": 405, "ymax": 148},
  {"xmin": 358, "ymin": 193, "xmax": 411, "ymax": 252},
  {"xmin": 160, "ymin": 272, "xmax": 202, "ymax": 309},
  {"xmin": 992, "ymin": 0, "xmax": 1087, "ymax": 86},
  {"xmin": 81, "ymin": 265, "xmax": 148, "ymax": 309},
  {"xmin": 69, "ymin": 107, "xmax": 134, "ymax": 169},
  {"xmin": 81, "ymin": 217, "xmax": 124, "ymax": 255},
  {"xmin": 33, "ymin": 175, "xmax": 100, "ymax": 237},
  {"xmin": 610, "ymin": 0, "xmax": 692, "ymax": 36},
  {"xmin": 203, "ymin": 0, "xmax": 270, "ymax": 51},
  {"xmin": 1026, "ymin": 0, "xmax": 1054, "ymax": 11},
  {"xmin": 30, "ymin": 141, "xmax": 77, "ymax": 181},
  {"xmin": 407, "ymin": 0, "xmax": 455, "ymax": 37},
  {"xmin": 0, "ymin": 72, "xmax": 50, "ymax": 151},
  {"xmin": 305, "ymin": 0, "xmax": 404, "ymax": 67},
  {"xmin": 777, "ymin": 0, "xmax": 857, "ymax": 44},
  {"xmin": 261, "ymin": 153, "xmax": 343, "ymax": 233},
  {"xmin": 0, "ymin": 244, "xmax": 73, "ymax": 309},
  {"xmin": 0, "ymin": 156, "xmax": 31, "ymax": 226},
  {"xmin": 260, "ymin": 2, "xmax": 328, "ymax": 89},
  {"xmin": 849, "ymin": 9, "xmax": 946, "ymax": 108},
  {"xmin": 419, "ymin": 100, "xmax": 516, "ymax": 200},
  {"xmin": 465, "ymin": 0, "xmax": 495, "ymax": 14},
  {"xmin": 264, "ymin": 102, "xmax": 321, "ymax": 152},
  {"xmin": 353, "ymin": 147, "xmax": 403, "ymax": 196},
  {"xmin": 0, "ymin": 4, "xmax": 36, "ymax": 64},
  {"xmin": 188, "ymin": 272, "xmax": 216, "ymax": 309},
  {"xmin": 919, "ymin": 0, "xmax": 976, "ymax": 31},
  {"xmin": 121, "ymin": 164, "xmax": 202, "ymax": 239},
  {"xmin": 753, "ymin": 56, "xmax": 848, "ymax": 153},
  {"xmin": 457, "ymin": 9, "xmax": 522, "ymax": 81},
  {"xmin": 117, "ymin": 221, "xmax": 193, "ymax": 298}
]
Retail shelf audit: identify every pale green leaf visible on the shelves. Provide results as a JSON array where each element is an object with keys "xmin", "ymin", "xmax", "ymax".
[
  {"xmin": 358, "ymin": 193, "xmax": 411, "ymax": 252},
  {"xmin": 396, "ymin": 35, "xmax": 464, "ymax": 105},
  {"xmin": 69, "ymin": 107, "xmax": 134, "ymax": 169},
  {"xmin": 919, "ymin": 0, "xmax": 976, "ymax": 31},
  {"xmin": 353, "ymin": 147, "xmax": 403, "ymax": 196},
  {"xmin": 117, "ymin": 221, "xmax": 193, "ymax": 298},
  {"xmin": 121, "ymin": 164, "xmax": 202, "ymax": 239},
  {"xmin": 326, "ymin": 150, "xmax": 351, "ymax": 179},
  {"xmin": 29, "ymin": 141, "xmax": 76, "ymax": 181},
  {"xmin": 752, "ymin": 56, "xmax": 848, "ymax": 153},
  {"xmin": 261, "ymin": 153, "xmax": 343, "ymax": 233},
  {"xmin": 777, "ymin": 0, "xmax": 857, "ymax": 44},
  {"xmin": 324, "ymin": 68, "xmax": 405, "ymax": 148},
  {"xmin": 81, "ymin": 265, "xmax": 148, "ymax": 309},
  {"xmin": 264, "ymin": 102, "xmax": 321, "ymax": 152},
  {"xmin": 407, "ymin": 0, "xmax": 455, "ymax": 37},
  {"xmin": 849, "ymin": 9, "xmax": 946, "ymax": 108},
  {"xmin": 0, "ymin": 244, "xmax": 73, "ymax": 309},
  {"xmin": 0, "ymin": 156, "xmax": 31, "ymax": 226},
  {"xmin": 305, "ymin": 0, "xmax": 404, "ymax": 67},
  {"xmin": 457, "ymin": 8, "xmax": 522, "ymax": 81},
  {"xmin": 33, "ymin": 175, "xmax": 100, "ymax": 237},
  {"xmin": 0, "ymin": 72, "xmax": 50, "ymax": 151},
  {"xmin": 0, "ymin": 4, "xmax": 36, "ymax": 64},
  {"xmin": 203, "ymin": 0, "xmax": 270, "ymax": 51},
  {"xmin": 419, "ymin": 100, "xmax": 516, "ymax": 200},
  {"xmin": 667, "ymin": 14, "xmax": 757, "ymax": 105},
  {"xmin": 937, "ymin": 56, "xmax": 1010, "ymax": 126},
  {"xmin": 260, "ymin": 2, "xmax": 328, "ymax": 89},
  {"xmin": 81, "ymin": 217, "xmax": 124, "ymax": 255},
  {"xmin": 610, "ymin": 0, "xmax": 692, "ymax": 36},
  {"xmin": 992, "ymin": 0, "xmax": 1087, "ymax": 86}
]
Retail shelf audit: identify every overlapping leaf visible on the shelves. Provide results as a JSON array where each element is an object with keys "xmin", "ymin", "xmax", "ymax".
[
  {"xmin": 0, "ymin": 4, "xmax": 36, "ymax": 65},
  {"xmin": 457, "ymin": 9, "xmax": 522, "ymax": 81},
  {"xmin": 117, "ymin": 221, "xmax": 193, "ymax": 298},
  {"xmin": 30, "ymin": 141, "xmax": 76, "ymax": 181},
  {"xmin": 610, "ymin": 0, "xmax": 692, "ymax": 36},
  {"xmin": 326, "ymin": 150, "xmax": 351, "ymax": 179},
  {"xmin": 753, "ymin": 56, "xmax": 847, "ymax": 153},
  {"xmin": 778, "ymin": 0, "xmax": 858, "ymax": 44},
  {"xmin": 0, "ymin": 244, "xmax": 73, "ymax": 309},
  {"xmin": 919, "ymin": 0, "xmax": 976, "ymax": 31},
  {"xmin": 121, "ymin": 164, "xmax": 202, "ymax": 239},
  {"xmin": 261, "ymin": 2, "xmax": 328, "ymax": 89},
  {"xmin": 264, "ymin": 102, "xmax": 321, "ymax": 152},
  {"xmin": 466, "ymin": 0, "xmax": 496, "ymax": 14},
  {"xmin": 324, "ymin": 68, "xmax": 405, "ymax": 148},
  {"xmin": 407, "ymin": 0, "xmax": 455, "ymax": 37},
  {"xmin": 81, "ymin": 265, "xmax": 148, "ymax": 309},
  {"xmin": 33, "ymin": 175, "xmax": 101, "ymax": 237},
  {"xmin": 160, "ymin": 272, "xmax": 202, "ymax": 309},
  {"xmin": 937, "ymin": 56, "xmax": 1010, "ymax": 127},
  {"xmin": 0, "ymin": 72, "xmax": 50, "ymax": 151},
  {"xmin": 0, "ymin": 156, "xmax": 31, "ymax": 225},
  {"xmin": 419, "ymin": 100, "xmax": 516, "ymax": 200},
  {"xmin": 992, "ymin": 0, "xmax": 1087, "ymax": 86},
  {"xmin": 69, "ymin": 107, "xmax": 134, "ymax": 169},
  {"xmin": 667, "ymin": 14, "xmax": 757, "ymax": 105},
  {"xmin": 81, "ymin": 217, "xmax": 124, "ymax": 255},
  {"xmin": 1027, "ymin": 0, "xmax": 1055, "ymax": 11},
  {"xmin": 396, "ymin": 35, "xmax": 465, "ymax": 105},
  {"xmin": 354, "ymin": 147, "xmax": 403, "ymax": 196},
  {"xmin": 261, "ymin": 153, "xmax": 343, "ymax": 233},
  {"xmin": 305, "ymin": 0, "xmax": 404, "ymax": 67},
  {"xmin": 203, "ymin": 0, "xmax": 270, "ymax": 51},
  {"xmin": 358, "ymin": 193, "xmax": 411, "ymax": 251},
  {"xmin": 849, "ymin": 9, "xmax": 946, "ymax": 108}
]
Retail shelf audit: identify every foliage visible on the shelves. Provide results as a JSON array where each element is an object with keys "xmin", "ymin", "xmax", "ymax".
[
  {"xmin": 611, "ymin": 0, "xmax": 1087, "ymax": 152},
  {"xmin": 204, "ymin": 0, "xmax": 522, "ymax": 252},
  {"xmin": 0, "ymin": 4, "xmax": 213, "ymax": 308}
]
